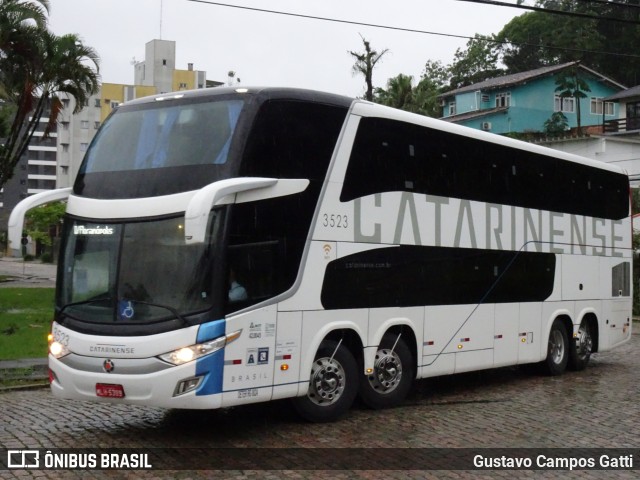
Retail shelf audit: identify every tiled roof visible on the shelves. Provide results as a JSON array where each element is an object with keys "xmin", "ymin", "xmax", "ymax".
[
  {"xmin": 439, "ymin": 61, "xmax": 624, "ymax": 98},
  {"xmin": 604, "ymin": 85, "xmax": 640, "ymax": 101}
]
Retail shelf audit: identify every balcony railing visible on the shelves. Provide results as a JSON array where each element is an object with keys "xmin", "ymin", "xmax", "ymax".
[{"xmin": 603, "ymin": 118, "xmax": 640, "ymax": 134}]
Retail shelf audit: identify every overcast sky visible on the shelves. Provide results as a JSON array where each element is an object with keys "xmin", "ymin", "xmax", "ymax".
[{"xmin": 48, "ymin": 0, "xmax": 521, "ymax": 98}]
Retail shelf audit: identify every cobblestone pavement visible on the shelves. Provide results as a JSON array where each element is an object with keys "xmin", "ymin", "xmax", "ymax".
[{"xmin": 0, "ymin": 329, "xmax": 638, "ymax": 480}]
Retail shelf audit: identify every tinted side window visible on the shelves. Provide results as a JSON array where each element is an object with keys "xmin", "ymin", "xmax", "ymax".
[
  {"xmin": 321, "ymin": 246, "xmax": 556, "ymax": 309},
  {"xmin": 341, "ymin": 117, "xmax": 628, "ymax": 220},
  {"xmin": 226, "ymin": 100, "xmax": 347, "ymax": 313}
]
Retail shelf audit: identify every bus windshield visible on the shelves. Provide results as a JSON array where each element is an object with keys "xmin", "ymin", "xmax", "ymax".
[{"xmin": 57, "ymin": 212, "xmax": 223, "ymax": 327}]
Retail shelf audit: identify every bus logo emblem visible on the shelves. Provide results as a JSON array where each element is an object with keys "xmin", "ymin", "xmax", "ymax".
[{"xmin": 103, "ymin": 359, "xmax": 115, "ymax": 373}]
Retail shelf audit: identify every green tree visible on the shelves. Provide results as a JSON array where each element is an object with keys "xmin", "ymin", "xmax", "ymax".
[
  {"xmin": 495, "ymin": 0, "xmax": 640, "ymax": 84},
  {"xmin": 0, "ymin": 1, "xmax": 99, "ymax": 190},
  {"xmin": 543, "ymin": 111, "xmax": 569, "ymax": 135},
  {"xmin": 348, "ymin": 35, "xmax": 389, "ymax": 101},
  {"xmin": 24, "ymin": 200, "xmax": 65, "ymax": 247},
  {"xmin": 375, "ymin": 74, "xmax": 416, "ymax": 110},
  {"xmin": 448, "ymin": 34, "xmax": 503, "ymax": 90},
  {"xmin": 416, "ymin": 60, "xmax": 451, "ymax": 118},
  {"xmin": 554, "ymin": 66, "xmax": 591, "ymax": 135}
]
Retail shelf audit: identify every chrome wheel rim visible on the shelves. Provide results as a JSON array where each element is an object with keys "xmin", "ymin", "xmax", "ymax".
[
  {"xmin": 307, "ymin": 357, "xmax": 346, "ymax": 406},
  {"xmin": 549, "ymin": 329, "xmax": 565, "ymax": 364},
  {"xmin": 367, "ymin": 348, "xmax": 403, "ymax": 394},
  {"xmin": 576, "ymin": 324, "xmax": 593, "ymax": 360}
]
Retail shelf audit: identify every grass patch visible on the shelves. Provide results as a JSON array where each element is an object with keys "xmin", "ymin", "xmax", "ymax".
[{"xmin": 0, "ymin": 288, "xmax": 54, "ymax": 360}]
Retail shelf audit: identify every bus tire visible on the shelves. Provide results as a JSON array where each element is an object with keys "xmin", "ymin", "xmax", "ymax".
[
  {"xmin": 359, "ymin": 333, "xmax": 414, "ymax": 409},
  {"xmin": 292, "ymin": 339, "xmax": 358, "ymax": 422},
  {"xmin": 544, "ymin": 319, "xmax": 569, "ymax": 376},
  {"xmin": 569, "ymin": 320, "xmax": 593, "ymax": 371}
]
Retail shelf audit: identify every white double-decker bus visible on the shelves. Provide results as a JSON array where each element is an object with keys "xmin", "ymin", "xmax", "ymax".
[{"xmin": 9, "ymin": 87, "xmax": 632, "ymax": 422}]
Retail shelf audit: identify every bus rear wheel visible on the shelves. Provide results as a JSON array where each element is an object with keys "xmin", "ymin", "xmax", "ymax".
[
  {"xmin": 544, "ymin": 319, "xmax": 569, "ymax": 376},
  {"xmin": 359, "ymin": 333, "xmax": 414, "ymax": 409},
  {"xmin": 569, "ymin": 320, "xmax": 593, "ymax": 371},
  {"xmin": 293, "ymin": 339, "xmax": 358, "ymax": 422}
]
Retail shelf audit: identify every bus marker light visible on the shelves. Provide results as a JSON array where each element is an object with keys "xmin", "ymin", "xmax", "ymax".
[
  {"xmin": 365, "ymin": 368, "xmax": 373, "ymax": 374},
  {"xmin": 457, "ymin": 344, "xmax": 463, "ymax": 350},
  {"xmin": 521, "ymin": 337, "xmax": 527, "ymax": 343},
  {"xmin": 280, "ymin": 364, "xmax": 289, "ymax": 371}
]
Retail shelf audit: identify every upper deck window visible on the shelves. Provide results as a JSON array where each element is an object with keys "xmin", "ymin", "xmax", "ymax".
[
  {"xmin": 75, "ymin": 97, "xmax": 245, "ymax": 198},
  {"xmin": 83, "ymin": 99, "xmax": 244, "ymax": 173}
]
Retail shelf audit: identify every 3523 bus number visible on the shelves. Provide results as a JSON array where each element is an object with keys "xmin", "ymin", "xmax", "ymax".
[{"xmin": 322, "ymin": 213, "xmax": 348, "ymax": 229}]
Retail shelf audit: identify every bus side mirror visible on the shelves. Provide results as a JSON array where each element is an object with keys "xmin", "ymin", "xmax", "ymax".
[
  {"xmin": 7, "ymin": 187, "xmax": 72, "ymax": 256},
  {"xmin": 184, "ymin": 178, "xmax": 309, "ymax": 244}
]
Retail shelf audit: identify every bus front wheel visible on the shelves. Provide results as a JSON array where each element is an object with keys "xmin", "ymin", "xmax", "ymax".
[
  {"xmin": 293, "ymin": 339, "xmax": 358, "ymax": 422},
  {"xmin": 359, "ymin": 333, "xmax": 414, "ymax": 409},
  {"xmin": 544, "ymin": 319, "xmax": 569, "ymax": 376}
]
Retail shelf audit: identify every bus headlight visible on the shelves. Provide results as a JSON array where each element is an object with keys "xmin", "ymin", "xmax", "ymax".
[
  {"xmin": 49, "ymin": 341, "xmax": 70, "ymax": 359},
  {"xmin": 158, "ymin": 329, "xmax": 242, "ymax": 366}
]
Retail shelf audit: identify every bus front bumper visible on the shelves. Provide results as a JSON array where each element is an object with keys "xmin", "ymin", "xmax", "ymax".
[{"xmin": 48, "ymin": 354, "xmax": 223, "ymax": 410}]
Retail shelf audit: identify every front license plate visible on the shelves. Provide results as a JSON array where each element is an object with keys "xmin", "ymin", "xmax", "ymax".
[{"xmin": 96, "ymin": 383, "xmax": 125, "ymax": 398}]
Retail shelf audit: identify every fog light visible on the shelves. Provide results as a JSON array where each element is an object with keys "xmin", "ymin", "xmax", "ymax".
[{"xmin": 174, "ymin": 376, "xmax": 203, "ymax": 396}]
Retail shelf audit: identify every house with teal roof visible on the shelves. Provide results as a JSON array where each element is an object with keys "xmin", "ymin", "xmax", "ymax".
[{"xmin": 438, "ymin": 62, "xmax": 625, "ymax": 135}]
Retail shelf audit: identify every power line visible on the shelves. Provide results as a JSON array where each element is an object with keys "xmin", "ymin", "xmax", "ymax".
[
  {"xmin": 186, "ymin": 0, "xmax": 640, "ymax": 60},
  {"xmin": 454, "ymin": 0, "xmax": 640, "ymax": 23},
  {"xmin": 576, "ymin": 0, "xmax": 640, "ymax": 10}
]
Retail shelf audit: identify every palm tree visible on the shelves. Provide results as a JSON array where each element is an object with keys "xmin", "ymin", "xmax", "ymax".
[
  {"xmin": 0, "ymin": 15, "xmax": 99, "ymax": 189},
  {"xmin": 555, "ymin": 64, "xmax": 591, "ymax": 136},
  {"xmin": 0, "ymin": 0, "xmax": 49, "ymax": 99},
  {"xmin": 348, "ymin": 35, "xmax": 388, "ymax": 101},
  {"xmin": 0, "ymin": 0, "xmax": 49, "ymax": 48},
  {"xmin": 376, "ymin": 74, "xmax": 415, "ymax": 110}
]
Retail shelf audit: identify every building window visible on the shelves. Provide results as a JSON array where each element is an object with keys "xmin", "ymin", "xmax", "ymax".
[
  {"xmin": 62, "ymin": 144, "xmax": 69, "ymax": 153},
  {"xmin": 110, "ymin": 101, "xmax": 119, "ymax": 110},
  {"xmin": 449, "ymin": 102, "xmax": 456, "ymax": 116},
  {"xmin": 179, "ymin": 82, "xmax": 187, "ymax": 89},
  {"xmin": 554, "ymin": 95, "xmax": 575, "ymax": 113},
  {"xmin": 80, "ymin": 143, "xmax": 88, "ymax": 152},
  {"xmin": 590, "ymin": 97, "xmax": 614, "ymax": 116},
  {"xmin": 61, "ymin": 99, "xmax": 70, "ymax": 109},
  {"xmin": 94, "ymin": 121, "xmax": 100, "ymax": 129},
  {"xmin": 94, "ymin": 98, "xmax": 101, "ymax": 108},
  {"xmin": 495, "ymin": 92, "xmax": 511, "ymax": 108},
  {"xmin": 81, "ymin": 120, "xmax": 89, "ymax": 129}
]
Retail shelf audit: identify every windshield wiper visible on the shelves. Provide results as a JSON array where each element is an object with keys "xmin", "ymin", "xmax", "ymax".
[
  {"xmin": 123, "ymin": 300, "xmax": 189, "ymax": 326},
  {"xmin": 58, "ymin": 296, "xmax": 188, "ymax": 325},
  {"xmin": 58, "ymin": 293, "xmax": 114, "ymax": 315}
]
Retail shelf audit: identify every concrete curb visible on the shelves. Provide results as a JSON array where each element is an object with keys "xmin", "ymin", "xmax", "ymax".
[{"xmin": 0, "ymin": 358, "xmax": 48, "ymax": 382}]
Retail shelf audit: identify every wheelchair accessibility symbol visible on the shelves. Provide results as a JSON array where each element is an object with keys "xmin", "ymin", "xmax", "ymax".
[{"xmin": 118, "ymin": 300, "xmax": 135, "ymax": 320}]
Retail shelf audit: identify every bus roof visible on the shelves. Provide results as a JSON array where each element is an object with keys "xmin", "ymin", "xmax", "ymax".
[{"xmin": 121, "ymin": 86, "xmax": 354, "ymax": 109}]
